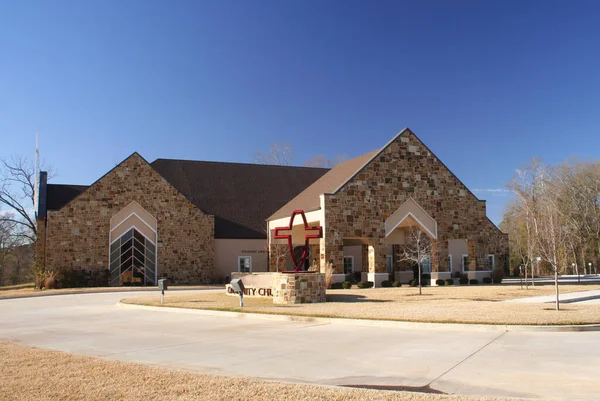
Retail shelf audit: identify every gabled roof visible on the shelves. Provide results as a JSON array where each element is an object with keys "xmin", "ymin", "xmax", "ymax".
[
  {"xmin": 46, "ymin": 184, "xmax": 89, "ymax": 211},
  {"xmin": 45, "ymin": 156, "xmax": 328, "ymax": 240},
  {"xmin": 268, "ymin": 150, "xmax": 379, "ymax": 220},
  {"xmin": 149, "ymin": 159, "xmax": 328, "ymax": 239},
  {"xmin": 268, "ymin": 127, "xmax": 490, "ymax": 222}
]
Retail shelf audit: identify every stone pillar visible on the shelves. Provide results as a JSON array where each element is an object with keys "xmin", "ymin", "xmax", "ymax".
[
  {"xmin": 467, "ymin": 238, "xmax": 486, "ymax": 273},
  {"xmin": 361, "ymin": 244, "xmax": 369, "ymax": 273},
  {"xmin": 308, "ymin": 243, "xmax": 320, "ymax": 271},
  {"xmin": 392, "ymin": 244, "xmax": 400, "ymax": 271},
  {"xmin": 319, "ymin": 231, "xmax": 343, "ymax": 274},
  {"xmin": 35, "ymin": 216, "xmax": 47, "ymax": 271},
  {"xmin": 367, "ymin": 240, "xmax": 388, "ymax": 287},
  {"xmin": 431, "ymin": 239, "xmax": 449, "ymax": 273}
]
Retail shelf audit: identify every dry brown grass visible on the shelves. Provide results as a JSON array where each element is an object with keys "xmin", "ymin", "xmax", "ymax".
[
  {"xmin": 0, "ymin": 342, "xmax": 519, "ymax": 401},
  {"xmin": 124, "ymin": 284, "xmax": 600, "ymax": 325},
  {"xmin": 0, "ymin": 285, "xmax": 220, "ymax": 300}
]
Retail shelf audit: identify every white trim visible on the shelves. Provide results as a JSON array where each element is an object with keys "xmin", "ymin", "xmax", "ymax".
[
  {"xmin": 343, "ymin": 255, "xmax": 354, "ymax": 274},
  {"xmin": 111, "ymin": 211, "xmax": 156, "ymax": 234},
  {"xmin": 448, "ymin": 255, "xmax": 453, "ymax": 272},
  {"xmin": 385, "ymin": 211, "xmax": 438, "ymax": 240},
  {"xmin": 462, "ymin": 254, "xmax": 469, "ymax": 272},
  {"xmin": 486, "ymin": 254, "xmax": 495, "ymax": 272},
  {"xmin": 110, "ymin": 224, "xmax": 156, "ymax": 246},
  {"xmin": 238, "ymin": 256, "xmax": 252, "ymax": 273}
]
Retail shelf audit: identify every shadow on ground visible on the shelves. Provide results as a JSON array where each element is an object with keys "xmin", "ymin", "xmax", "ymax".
[
  {"xmin": 342, "ymin": 384, "xmax": 445, "ymax": 394},
  {"xmin": 326, "ymin": 294, "xmax": 392, "ymax": 303}
]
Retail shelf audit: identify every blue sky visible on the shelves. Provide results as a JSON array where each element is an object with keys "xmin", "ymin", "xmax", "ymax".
[{"xmin": 1, "ymin": 0, "xmax": 599, "ymax": 224}]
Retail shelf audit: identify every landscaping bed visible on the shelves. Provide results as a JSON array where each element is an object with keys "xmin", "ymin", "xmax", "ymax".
[
  {"xmin": 0, "ymin": 342, "xmax": 520, "ymax": 401},
  {"xmin": 123, "ymin": 284, "xmax": 600, "ymax": 325}
]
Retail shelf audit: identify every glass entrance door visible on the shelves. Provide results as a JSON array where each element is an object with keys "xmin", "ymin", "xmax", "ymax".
[{"xmin": 109, "ymin": 228, "xmax": 156, "ymax": 286}]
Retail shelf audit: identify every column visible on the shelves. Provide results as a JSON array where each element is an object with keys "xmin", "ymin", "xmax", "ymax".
[{"xmin": 367, "ymin": 239, "xmax": 388, "ymax": 287}]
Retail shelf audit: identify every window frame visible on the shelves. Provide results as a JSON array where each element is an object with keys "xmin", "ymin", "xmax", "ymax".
[
  {"xmin": 386, "ymin": 255, "xmax": 393, "ymax": 274},
  {"xmin": 462, "ymin": 254, "xmax": 469, "ymax": 272},
  {"xmin": 448, "ymin": 255, "xmax": 453, "ymax": 272},
  {"xmin": 343, "ymin": 256, "xmax": 354, "ymax": 275},
  {"xmin": 486, "ymin": 254, "xmax": 495, "ymax": 271},
  {"xmin": 238, "ymin": 256, "xmax": 252, "ymax": 273}
]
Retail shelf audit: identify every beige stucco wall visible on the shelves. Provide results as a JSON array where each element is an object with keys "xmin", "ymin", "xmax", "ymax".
[
  {"xmin": 448, "ymin": 239, "xmax": 468, "ymax": 273},
  {"xmin": 214, "ymin": 239, "xmax": 269, "ymax": 280}
]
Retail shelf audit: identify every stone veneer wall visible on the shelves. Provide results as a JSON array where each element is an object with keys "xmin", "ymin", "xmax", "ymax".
[
  {"xmin": 320, "ymin": 129, "xmax": 509, "ymax": 274},
  {"xmin": 272, "ymin": 272, "xmax": 326, "ymax": 304},
  {"xmin": 42, "ymin": 153, "xmax": 215, "ymax": 285}
]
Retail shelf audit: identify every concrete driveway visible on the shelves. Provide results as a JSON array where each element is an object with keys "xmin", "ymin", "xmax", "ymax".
[{"xmin": 1, "ymin": 291, "xmax": 599, "ymax": 400}]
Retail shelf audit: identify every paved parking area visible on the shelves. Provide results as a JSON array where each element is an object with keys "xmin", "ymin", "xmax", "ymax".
[{"xmin": 2, "ymin": 291, "xmax": 600, "ymax": 400}]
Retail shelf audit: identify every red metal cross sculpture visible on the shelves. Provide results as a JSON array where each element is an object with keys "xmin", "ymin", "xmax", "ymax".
[{"xmin": 273, "ymin": 210, "xmax": 323, "ymax": 272}]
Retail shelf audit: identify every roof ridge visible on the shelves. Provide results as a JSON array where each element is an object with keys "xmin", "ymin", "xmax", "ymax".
[{"xmin": 151, "ymin": 158, "xmax": 330, "ymax": 171}]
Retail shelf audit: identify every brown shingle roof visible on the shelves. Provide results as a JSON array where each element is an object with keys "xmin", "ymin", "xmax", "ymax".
[
  {"xmin": 150, "ymin": 159, "xmax": 328, "ymax": 239},
  {"xmin": 268, "ymin": 150, "xmax": 379, "ymax": 221}
]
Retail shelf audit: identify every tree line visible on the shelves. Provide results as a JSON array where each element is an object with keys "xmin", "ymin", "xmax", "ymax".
[{"xmin": 501, "ymin": 158, "xmax": 600, "ymax": 309}]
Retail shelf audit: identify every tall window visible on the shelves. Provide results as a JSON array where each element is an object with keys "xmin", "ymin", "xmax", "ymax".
[
  {"xmin": 386, "ymin": 255, "xmax": 393, "ymax": 274},
  {"xmin": 462, "ymin": 254, "xmax": 469, "ymax": 272},
  {"xmin": 486, "ymin": 254, "xmax": 495, "ymax": 271},
  {"xmin": 109, "ymin": 228, "xmax": 156, "ymax": 286},
  {"xmin": 238, "ymin": 256, "xmax": 252, "ymax": 272},
  {"xmin": 421, "ymin": 257, "xmax": 432, "ymax": 273},
  {"xmin": 343, "ymin": 256, "xmax": 354, "ymax": 274}
]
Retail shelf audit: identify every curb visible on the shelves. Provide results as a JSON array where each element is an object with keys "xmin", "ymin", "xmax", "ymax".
[
  {"xmin": 117, "ymin": 302, "xmax": 600, "ymax": 333},
  {"xmin": 0, "ymin": 288, "xmax": 220, "ymax": 301}
]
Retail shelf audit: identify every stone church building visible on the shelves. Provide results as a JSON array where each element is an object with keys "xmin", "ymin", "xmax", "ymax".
[{"xmin": 36, "ymin": 128, "xmax": 508, "ymax": 286}]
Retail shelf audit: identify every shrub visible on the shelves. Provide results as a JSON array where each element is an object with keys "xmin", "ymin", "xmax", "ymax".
[
  {"xmin": 381, "ymin": 280, "xmax": 392, "ymax": 288},
  {"xmin": 357, "ymin": 281, "xmax": 369, "ymax": 289},
  {"xmin": 459, "ymin": 277, "xmax": 468, "ymax": 285},
  {"xmin": 367, "ymin": 281, "xmax": 374, "ymax": 288},
  {"xmin": 483, "ymin": 276, "xmax": 492, "ymax": 284},
  {"xmin": 435, "ymin": 279, "xmax": 445, "ymax": 286},
  {"xmin": 492, "ymin": 268, "xmax": 504, "ymax": 284},
  {"xmin": 330, "ymin": 282, "xmax": 343, "ymax": 289},
  {"xmin": 470, "ymin": 279, "xmax": 479, "ymax": 285},
  {"xmin": 445, "ymin": 278, "xmax": 454, "ymax": 285},
  {"xmin": 451, "ymin": 271, "xmax": 462, "ymax": 279},
  {"xmin": 409, "ymin": 279, "xmax": 418, "ymax": 287},
  {"xmin": 342, "ymin": 281, "xmax": 352, "ymax": 289},
  {"xmin": 392, "ymin": 280, "xmax": 402, "ymax": 287}
]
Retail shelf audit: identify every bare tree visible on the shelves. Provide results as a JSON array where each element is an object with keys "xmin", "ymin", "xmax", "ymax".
[
  {"xmin": 0, "ymin": 156, "xmax": 52, "ymax": 243},
  {"xmin": 396, "ymin": 227, "xmax": 432, "ymax": 295},
  {"xmin": 253, "ymin": 143, "xmax": 293, "ymax": 166},
  {"xmin": 304, "ymin": 154, "xmax": 348, "ymax": 168},
  {"xmin": 0, "ymin": 217, "xmax": 25, "ymax": 286},
  {"xmin": 501, "ymin": 201, "xmax": 530, "ymax": 288},
  {"xmin": 507, "ymin": 158, "xmax": 544, "ymax": 287}
]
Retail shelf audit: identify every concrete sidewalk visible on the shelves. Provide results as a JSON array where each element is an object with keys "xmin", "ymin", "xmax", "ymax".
[
  {"xmin": 2, "ymin": 291, "xmax": 600, "ymax": 400},
  {"xmin": 506, "ymin": 289, "xmax": 600, "ymax": 304}
]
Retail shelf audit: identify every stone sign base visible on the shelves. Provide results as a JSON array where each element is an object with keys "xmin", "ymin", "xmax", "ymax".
[
  {"xmin": 225, "ymin": 272, "xmax": 274, "ymax": 298},
  {"xmin": 272, "ymin": 272, "xmax": 326, "ymax": 304}
]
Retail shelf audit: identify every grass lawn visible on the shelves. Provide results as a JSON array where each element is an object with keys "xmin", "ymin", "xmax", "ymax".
[
  {"xmin": 0, "ymin": 284, "xmax": 220, "ymax": 300},
  {"xmin": 123, "ymin": 283, "xmax": 600, "ymax": 325},
  {"xmin": 0, "ymin": 342, "xmax": 519, "ymax": 401}
]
